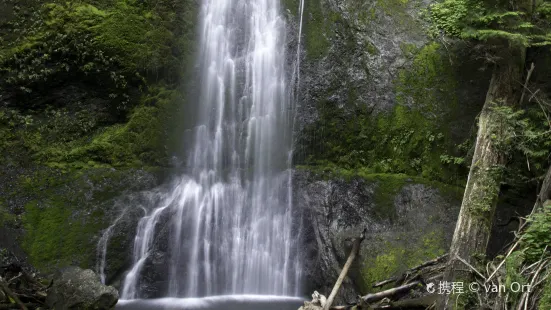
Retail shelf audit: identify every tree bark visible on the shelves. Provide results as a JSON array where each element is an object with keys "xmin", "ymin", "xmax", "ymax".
[
  {"xmin": 537, "ymin": 165, "xmax": 551, "ymax": 206},
  {"xmin": 361, "ymin": 281, "xmax": 423, "ymax": 304},
  {"xmin": 323, "ymin": 229, "xmax": 366, "ymax": 310},
  {"xmin": 440, "ymin": 44, "xmax": 526, "ymax": 309}
]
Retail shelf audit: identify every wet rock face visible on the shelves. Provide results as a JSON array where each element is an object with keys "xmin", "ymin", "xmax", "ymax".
[
  {"xmin": 294, "ymin": 170, "xmax": 461, "ymax": 303},
  {"xmin": 283, "ymin": 0, "xmax": 486, "ymax": 302},
  {"xmin": 46, "ymin": 267, "xmax": 119, "ymax": 310},
  {"xmin": 290, "ymin": 0, "xmax": 431, "ymax": 134}
]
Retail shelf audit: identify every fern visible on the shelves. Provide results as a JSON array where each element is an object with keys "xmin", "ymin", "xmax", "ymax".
[{"xmin": 428, "ymin": 0, "xmax": 551, "ymax": 47}]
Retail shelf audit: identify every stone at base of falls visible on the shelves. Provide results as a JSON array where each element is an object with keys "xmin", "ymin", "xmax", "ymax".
[
  {"xmin": 298, "ymin": 291, "xmax": 326, "ymax": 310},
  {"xmin": 46, "ymin": 267, "xmax": 119, "ymax": 310}
]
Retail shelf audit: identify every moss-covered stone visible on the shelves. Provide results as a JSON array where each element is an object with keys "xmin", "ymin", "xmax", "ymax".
[
  {"xmin": 0, "ymin": 201, "xmax": 16, "ymax": 227},
  {"xmin": 298, "ymin": 166, "xmax": 463, "ymax": 220},
  {"xmin": 18, "ymin": 167, "xmax": 161, "ymax": 272},
  {"xmin": 296, "ymin": 0, "xmax": 340, "ymax": 59},
  {"xmin": 358, "ymin": 230, "xmax": 446, "ymax": 293},
  {"xmin": 354, "ymin": 0, "xmax": 422, "ymax": 34},
  {"xmin": 0, "ymin": 0, "xmax": 196, "ymax": 274},
  {"xmin": 282, "ymin": 0, "xmax": 300, "ymax": 16},
  {"xmin": 297, "ymin": 42, "xmax": 467, "ymax": 185},
  {"xmin": 35, "ymin": 87, "xmax": 180, "ymax": 170}
]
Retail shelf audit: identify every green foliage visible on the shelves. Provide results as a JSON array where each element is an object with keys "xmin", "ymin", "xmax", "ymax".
[
  {"xmin": 468, "ymin": 164, "xmax": 503, "ymax": 222},
  {"xmin": 495, "ymin": 204, "xmax": 551, "ymax": 308},
  {"xmin": 1, "ymin": 2, "xmax": 133, "ymax": 110},
  {"xmin": 540, "ymin": 277, "xmax": 551, "ymax": 309},
  {"xmin": 520, "ymin": 204, "xmax": 551, "ymax": 262},
  {"xmin": 302, "ymin": 0, "xmax": 339, "ymax": 59},
  {"xmin": 427, "ymin": 0, "xmax": 476, "ymax": 37},
  {"xmin": 359, "ymin": 231, "xmax": 446, "ymax": 293},
  {"xmin": 505, "ymin": 251, "xmax": 527, "ymax": 303},
  {"xmin": 487, "ymin": 104, "xmax": 551, "ymax": 188},
  {"xmin": 0, "ymin": 0, "xmax": 194, "ymax": 274},
  {"xmin": 36, "ymin": 87, "xmax": 177, "ymax": 169},
  {"xmin": 0, "ymin": 0, "xmax": 194, "ymax": 111},
  {"xmin": 0, "ymin": 0, "xmax": 195, "ymax": 168},
  {"xmin": 491, "ymin": 105, "xmax": 551, "ymax": 158},
  {"xmin": 298, "ymin": 43, "xmax": 465, "ymax": 184},
  {"xmin": 18, "ymin": 167, "xmax": 155, "ymax": 271},
  {"xmin": 428, "ymin": 0, "xmax": 551, "ymax": 47},
  {"xmin": 0, "ymin": 202, "xmax": 16, "ymax": 227}
]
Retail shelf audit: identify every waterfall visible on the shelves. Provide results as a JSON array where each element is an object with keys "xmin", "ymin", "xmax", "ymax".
[{"xmin": 107, "ymin": 0, "xmax": 301, "ymax": 299}]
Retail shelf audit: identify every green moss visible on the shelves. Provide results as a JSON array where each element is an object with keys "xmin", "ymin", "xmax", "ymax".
[
  {"xmin": 20, "ymin": 171, "xmax": 102, "ymax": 271},
  {"xmin": 94, "ymin": 1, "xmax": 175, "ymax": 73},
  {"xmin": 396, "ymin": 42, "xmax": 458, "ymax": 112},
  {"xmin": 359, "ymin": 230, "xmax": 446, "ymax": 293},
  {"xmin": 297, "ymin": 42, "xmax": 466, "ymax": 185},
  {"xmin": 363, "ymin": 174, "xmax": 407, "ymax": 219},
  {"xmin": 23, "ymin": 198, "xmax": 105, "ymax": 270},
  {"xmin": 365, "ymin": 41, "xmax": 379, "ymax": 55},
  {"xmin": 356, "ymin": 0, "xmax": 420, "ymax": 31},
  {"xmin": 4, "ymin": 86, "xmax": 177, "ymax": 170},
  {"xmin": 0, "ymin": 0, "xmax": 194, "ymax": 274},
  {"xmin": 0, "ymin": 201, "xmax": 16, "ymax": 227},
  {"xmin": 467, "ymin": 165, "xmax": 503, "ymax": 224},
  {"xmin": 298, "ymin": 166, "xmax": 464, "ymax": 220},
  {"xmin": 376, "ymin": 0, "xmax": 409, "ymax": 14},
  {"xmin": 18, "ymin": 167, "xmax": 157, "ymax": 272},
  {"xmin": 302, "ymin": 0, "xmax": 338, "ymax": 59},
  {"xmin": 282, "ymin": 0, "xmax": 299, "ymax": 16},
  {"xmin": 540, "ymin": 277, "xmax": 551, "ymax": 309}
]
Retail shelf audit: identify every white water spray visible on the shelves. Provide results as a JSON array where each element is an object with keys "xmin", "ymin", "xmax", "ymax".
[{"xmin": 106, "ymin": 0, "xmax": 301, "ymax": 299}]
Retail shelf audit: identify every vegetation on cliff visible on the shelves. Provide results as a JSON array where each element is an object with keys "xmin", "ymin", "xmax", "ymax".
[
  {"xmin": 294, "ymin": 0, "xmax": 551, "ymax": 308},
  {"xmin": 0, "ymin": 0, "xmax": 196, "ymax": 272},
  {"xmin": 427, "ymin": 0, "xmax": 551, "ymax": 308}
]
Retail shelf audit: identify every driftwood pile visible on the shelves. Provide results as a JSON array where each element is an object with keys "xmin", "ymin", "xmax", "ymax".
[
  {"xmin": 299, "ymin": 228, "xmax": 447, "ymax": 310},
  {"xmin": 0, "ymin": 263, "xmax": 48, "ymax": 310}
]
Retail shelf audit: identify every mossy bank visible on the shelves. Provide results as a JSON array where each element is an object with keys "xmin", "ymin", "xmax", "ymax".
[{"xmin": 0, "ymin": 0, "xmax": 197, "ymax": 274}]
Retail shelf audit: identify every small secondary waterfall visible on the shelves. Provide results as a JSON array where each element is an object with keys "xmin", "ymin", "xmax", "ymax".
[{"xmin": 103, "ymin": 0, "xmax": 303, "ymax": 300}]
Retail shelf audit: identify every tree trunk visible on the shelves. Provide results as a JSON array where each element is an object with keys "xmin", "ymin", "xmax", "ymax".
[
  {"xmin": 440, "ymin": 45, "xmax": 526, "ymax": 309},
  {"xmin": 323, "ymin": 229, "xmax": 366, "ymax": 310}
]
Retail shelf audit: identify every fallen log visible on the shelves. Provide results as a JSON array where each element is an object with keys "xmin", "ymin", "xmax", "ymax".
[
  {"xmin": 362, "ymin": 281, "xmax": 423, "ymax": 304},
  {"xmin": 372, "ymin": 254, "xmax": 448, "ymax": 288},
  {"xmin": 371, "ymin": 295, "xmax": 438, "ymax": 309},
  {"xmin": 0, "ymin": 277, "xmax": 28, "ymax": 310},
  {"xmin": 372, "ymin": 278, "xmax": 398, "ymax": 289},
  {"xmin": 323, "ymin": 228, "xmax": 367, "ymax": 310}
]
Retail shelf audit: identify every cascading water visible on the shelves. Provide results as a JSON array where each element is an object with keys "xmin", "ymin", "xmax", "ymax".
[{"xmin": 105, "ymin": 0, "xmax": 303, "ymax": 300}]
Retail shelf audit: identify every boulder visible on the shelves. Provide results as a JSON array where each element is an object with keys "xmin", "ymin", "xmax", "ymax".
[{"xmin": 46, "ymin": 267, "xmax": 118, "ymax": 310}]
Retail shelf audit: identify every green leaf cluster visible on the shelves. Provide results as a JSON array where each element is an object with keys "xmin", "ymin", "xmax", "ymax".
[
  {"xmin": 428, "ymin": 0, "xmax": 551, "ymax": 47},
  {"xmin": 520, "ymin": 203, "xmax": 551, "ymax": 262},
  {"xmin": 540, "ymin": 276, "xmax": 551, "ymax": 309},
  {"xmin": 0, "ymin": 0, "xmax": 190, "ymax": 113}
]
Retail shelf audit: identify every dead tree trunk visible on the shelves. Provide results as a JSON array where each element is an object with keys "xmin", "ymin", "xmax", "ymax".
[
  {"xmin": 537, "ymin": 165, "xmax": 551, "ymax": 206},
  {"xmin": 441, "ymin": 45, "xmax": 526, "ymax": 309},
  {"xmin": 323, "ymin": 228, "xmax": 366, "ymax": 310}
]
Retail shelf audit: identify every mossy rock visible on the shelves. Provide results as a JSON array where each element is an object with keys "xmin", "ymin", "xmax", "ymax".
[
  {"xmin": 19, "ymin": 167, "xmax": 162, "ymax": 273},
  {"xmin": 296, "ymin": 42, "xmax": 472, "ymax": 186},
  {"xmin": 358, "ymin": 230, "xmax": 447, "ymax": 293}
]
